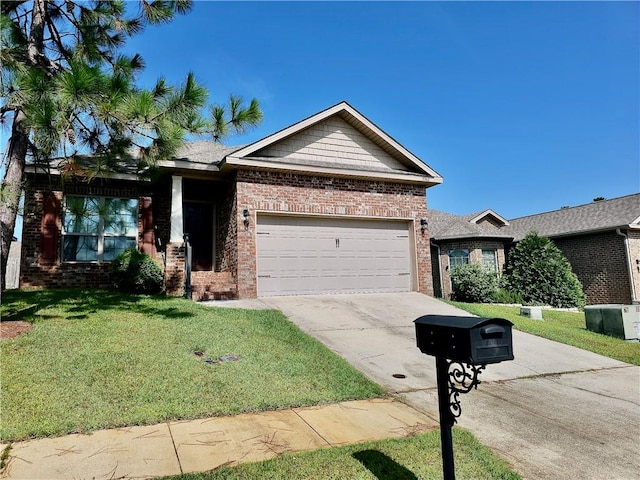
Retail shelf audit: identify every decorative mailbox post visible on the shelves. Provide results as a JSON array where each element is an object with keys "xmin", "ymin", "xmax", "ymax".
[{"xmin": 414, "ymin": 315, "xmax": 514, "ymax": 480}]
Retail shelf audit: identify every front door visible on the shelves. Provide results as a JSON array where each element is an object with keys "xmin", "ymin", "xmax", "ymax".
[{"xmin": 183, "ymin": 201, "xmax": 214, "ymax": 271}]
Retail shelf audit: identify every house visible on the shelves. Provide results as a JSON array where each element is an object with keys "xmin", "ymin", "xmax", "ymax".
[
  {"xmin": 428, "ymin": 209, "xmax": 513, "ymax": 299},
  {"xmin": 20, "ymin": 102, "xmax": 443, "ymax": 300},
  {"xmin": 507, "ymin": 194, "xmax": 640, "ymax": 305},
  {"xmin": 429, "ymin": 194, "xmax": 640, "ymax": 305}
]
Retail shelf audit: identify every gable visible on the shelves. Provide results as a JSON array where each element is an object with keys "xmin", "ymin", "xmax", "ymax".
[
  {"xmin": 224, "ymin": 102, "xmax": 443, "ymax": 186},
  {"xmin": 466, "ymin": 210, "xmax": 509, "ymax": 227},
  {"xmin": 251, "ymin": 116, "xmax": 410, "ymax": 173},
  {"xmin": 475, "ymin": 217, "xmax": 504, "ymax": 229}
]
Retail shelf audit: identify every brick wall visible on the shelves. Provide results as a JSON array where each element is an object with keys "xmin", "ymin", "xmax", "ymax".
[
  {"xmin": 22, "ymin": 170, "xmax": 436, "ymax": 299},
  {"xmin": 553, "ymin": 232, "xmax": 633, "ymax": 305},
  {"xmin": 216, "ymin": 178, "xmax": 238, "ymax": 278},
  {"xmin": 235, "ymin": 169, "xmax": 432, "ymax": 298},
  {"xmin": 20, "ymin": 175, "xmax": 157, "ymax": 289},
  {"xmin": 434, "ymin": 240, "xmax": 506, "ymax": 298},
  {"xmin": 164, "ymin": 242, "xmax": 185, "ymax": 296}
]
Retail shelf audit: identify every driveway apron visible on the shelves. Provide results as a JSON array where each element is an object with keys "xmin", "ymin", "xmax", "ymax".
[{"xmin": 260, "ymin": 293, "xmax": 640, "ymax": 480}]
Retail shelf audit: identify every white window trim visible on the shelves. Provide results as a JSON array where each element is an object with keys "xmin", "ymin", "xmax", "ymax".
[
  {"xmin": 448, "ymin": 249, "xmax": 470, "ymax": 269},
  {"xmin": 481, "ymin": 249, "xmax": 499, "ymax": 274}
]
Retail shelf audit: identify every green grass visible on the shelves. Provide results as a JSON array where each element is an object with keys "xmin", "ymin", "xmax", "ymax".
[
  {"xmin": 162, "ymin": 429, "xmax": 519, "ymax": 480},
  {"xmin": 0, "ymin": 289, "xmax": 384, "ymax": 442},
  {"xmin": 447, "ymin": 301, "xmax": 640, "ymax": 366}
]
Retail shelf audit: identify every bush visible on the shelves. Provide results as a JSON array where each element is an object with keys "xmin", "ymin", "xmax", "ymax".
[
  {"xmin": 491, "ymin": 288, "xmax": 524, "ymax": 305},
  {"xmin": 501, "ymin": 232, "xmax": 585, "ymax": 308},
  {"xmin": 450, "ymin": 263, "xmax": 498, "ymax": 303},
  {"xmin": 109, "ymin": 248, "xmax": 163, "ymax": 294}
]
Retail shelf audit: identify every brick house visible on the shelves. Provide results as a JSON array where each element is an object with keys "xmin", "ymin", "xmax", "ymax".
[
  {"xmin": 429, "ymin": 194, "xmax": 640, "ymax": 305},
  {"xmin": 20, "ymin": 102, "xmax": 443, "ymax": 299},
  {"xmin": 428, "ymin": 209, "xmax": 513, "ymax": 299}
]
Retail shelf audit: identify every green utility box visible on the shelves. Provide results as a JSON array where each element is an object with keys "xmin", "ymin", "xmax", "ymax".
[{"xmin": 584, "ymin": 305, "xmax": 640, "ymax": 340}]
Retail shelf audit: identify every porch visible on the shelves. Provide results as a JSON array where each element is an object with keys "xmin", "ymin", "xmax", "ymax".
[{"xmin": 163, "ymin": 176, "xmax": 239, "ymax": 301}]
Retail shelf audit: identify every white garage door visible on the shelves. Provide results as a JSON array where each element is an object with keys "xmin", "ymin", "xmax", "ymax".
[{"xmin": 256, "ymin": 215, "xmax": 413, "ymax": 296}]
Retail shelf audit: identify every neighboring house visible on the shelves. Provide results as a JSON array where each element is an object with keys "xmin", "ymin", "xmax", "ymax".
[
  {"xmin": 20, "ymin": 102, "xmax": 443, "ymax": 300},
  {"xmin": 428, "ymin": 210, "xmax": 513, "ymax": 299},
  {"xmin": 507, "ymin": 194, "xmax": 640, "ymax": 305},
  {"xmin": 429, "ymin": 194, "xmax": 640, "ymax": 305}
]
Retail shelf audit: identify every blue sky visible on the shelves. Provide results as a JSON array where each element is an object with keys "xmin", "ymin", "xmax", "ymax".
[
  {"xmin": 7, "ymin": 1, "xmax": 639, "ymax": 238},
  {"xmin": 123, "ymin": 1, "xmax": 639, "ymax": 219}
]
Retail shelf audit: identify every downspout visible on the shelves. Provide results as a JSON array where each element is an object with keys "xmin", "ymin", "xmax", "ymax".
[
  {"xmin": 616, "ymin": 228, "xmax": 637, "ymax": 302},
  {"xmin": 431, "ymin": 240, "xmax": 443, "ymax": 298}
]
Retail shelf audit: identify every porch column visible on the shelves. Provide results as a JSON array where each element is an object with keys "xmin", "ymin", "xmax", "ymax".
[{"xmin": 170, "ymin": 175, "xmax": 184, "ymax": 242}]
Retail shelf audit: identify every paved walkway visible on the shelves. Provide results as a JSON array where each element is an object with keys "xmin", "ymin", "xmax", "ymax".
[{"xmin": 0, "ymin": 399, "xmax": 437, "ymax": 480}]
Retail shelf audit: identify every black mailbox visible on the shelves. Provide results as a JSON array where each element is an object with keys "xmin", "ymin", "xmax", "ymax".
[{"xmin": 414, "ymin": 315, "xmax": 514, "ymax": 365}]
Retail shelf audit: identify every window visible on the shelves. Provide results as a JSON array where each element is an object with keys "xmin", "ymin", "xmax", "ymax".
[
  {"xmin": 62, "ymin": 196, "xmax": 138, "ymax": 262},
  {"xmin": 482, "ymin": 249, "xmax": 498, "ymax": 274},
  {"xmin": 448, "ymin": 249, "xmax": 469, "ymax": 268}
]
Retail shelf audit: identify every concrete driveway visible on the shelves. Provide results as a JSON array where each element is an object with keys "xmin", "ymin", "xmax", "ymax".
[{"xmin": 256, "ymin": 292, "xmax": 640, "ymax": 480}]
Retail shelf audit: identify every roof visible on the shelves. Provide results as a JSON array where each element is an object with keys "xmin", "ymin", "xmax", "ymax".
[
  {"xmin": 430, "ymin": 193, "xmax": 640, "ymax": 243},
  {"xmin": 172, "ymin": 141, "xmax": 245, "ymax": 164},
  {"xmin": 223, "ymin": 101, "xmax": 443, "ymax": 186},
  {"xmin": 26, "ymin": 102, "xmax": 443, "ymax": 186},
  {"xmin": 505, "ymin": 193, "xmax": 640, "ymax": 240},
  {"xmin": 25, "ymin": 155, "xmax": 143, "ymax": 181},
  {"xmin": 428, "ymin": 209, "xmax": 514, "ymax": 242}
]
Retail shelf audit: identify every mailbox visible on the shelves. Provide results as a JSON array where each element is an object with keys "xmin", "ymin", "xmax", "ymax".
[{"xmin": 414, "ymin": 315, "xmax": 514, "ymax": 365}]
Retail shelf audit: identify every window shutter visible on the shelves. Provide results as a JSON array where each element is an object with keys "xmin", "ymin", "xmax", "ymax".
[
  {"xmin": 140, "ymin": 197, "xmax": 155, "ymax": 255},
  {"xmin": 40, "ymin": 193, "xmax": 60, "ymax": 265}
]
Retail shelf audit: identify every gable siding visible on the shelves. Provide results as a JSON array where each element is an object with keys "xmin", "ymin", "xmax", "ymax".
[
  {"xmin": 476, "ymin": 217, "xmax": 504, "ymax": 230},
  {"xmin": 254, "ymin": 117, "xmax": 409, "ymax": 172}
]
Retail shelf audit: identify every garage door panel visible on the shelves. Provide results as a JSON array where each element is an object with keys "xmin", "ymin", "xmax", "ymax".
[{"xmin": 257, "ymin": 216, "xmax": 412, "ymax": 296}]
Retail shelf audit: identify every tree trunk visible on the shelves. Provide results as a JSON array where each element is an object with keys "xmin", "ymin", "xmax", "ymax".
[
  {"xmin": 1, "ymin": 111, "xmax": 30, "ymax": 292},
  {"xmin": 27, "ymin": 0, "xmax": 47, "ymax": 65},
  {"xmin": 1, "ymin": 0, "xmax": 48, "ymax": 291}
]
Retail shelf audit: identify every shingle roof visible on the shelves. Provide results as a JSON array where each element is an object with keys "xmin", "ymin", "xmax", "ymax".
[
  {"xmin": 504, "ymin": 193, "xmax": 640, "ymax": 240},
  {"xmin": 428, "ymin": 209, "xmax": 514, "ymax": 241},
  {"xmin": 173, "ymin": 141, "xmax": 245, "ymax": 164},
  {"xmin": 428, "ymin": 194, "xmax": 640, "ymax": 243}
]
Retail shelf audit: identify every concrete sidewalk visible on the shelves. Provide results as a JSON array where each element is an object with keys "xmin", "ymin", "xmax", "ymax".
[{"xmin": 0, "ymin": 398, "xmax": 437, "ymax": 480}]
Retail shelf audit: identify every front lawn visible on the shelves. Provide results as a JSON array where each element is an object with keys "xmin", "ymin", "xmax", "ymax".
[
  {"xmin": 448, "ymin": 302, "xmax": 640, "ymax": 366},
  {"xmin": 0, "ymin": 289, "xmax": 384, "ymax": 441},
  {"xmin": 163, "ymin": 429, "xmax": 520, "ymax": 480}
]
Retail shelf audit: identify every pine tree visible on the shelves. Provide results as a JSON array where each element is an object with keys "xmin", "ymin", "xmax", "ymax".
[{"xmin": 0, "ymin": 1, "xmax": 262, "ymax": 290}]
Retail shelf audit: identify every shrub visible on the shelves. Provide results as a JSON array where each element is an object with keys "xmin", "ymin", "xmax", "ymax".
[
  {"xmin": 109, "ymin": 248, "xmax": 163, "ymax": 294},
  {"xmin": 501, "ymin": 232, "xmax": 585, "ymax": 308},
  {"xmin": 450, "ymin": 263, "xmax": 498, "ymax": 303},
  {"xmin": 491, "ymin": 288, "xmax": 524, "ymax": 305}
]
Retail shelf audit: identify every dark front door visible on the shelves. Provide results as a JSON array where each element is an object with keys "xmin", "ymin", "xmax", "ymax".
[{"xmin": 183, "ymin": 201, "xmax": 214, "ymax": 271}]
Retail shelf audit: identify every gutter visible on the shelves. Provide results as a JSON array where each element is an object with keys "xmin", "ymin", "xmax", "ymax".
[
  {"xmin": 430, "ymin": 240, "xmax": 444, "ymax": 298},
  {"xmin": 616, "ymin": 229, "xmax": 637, "ymax": 302}
]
